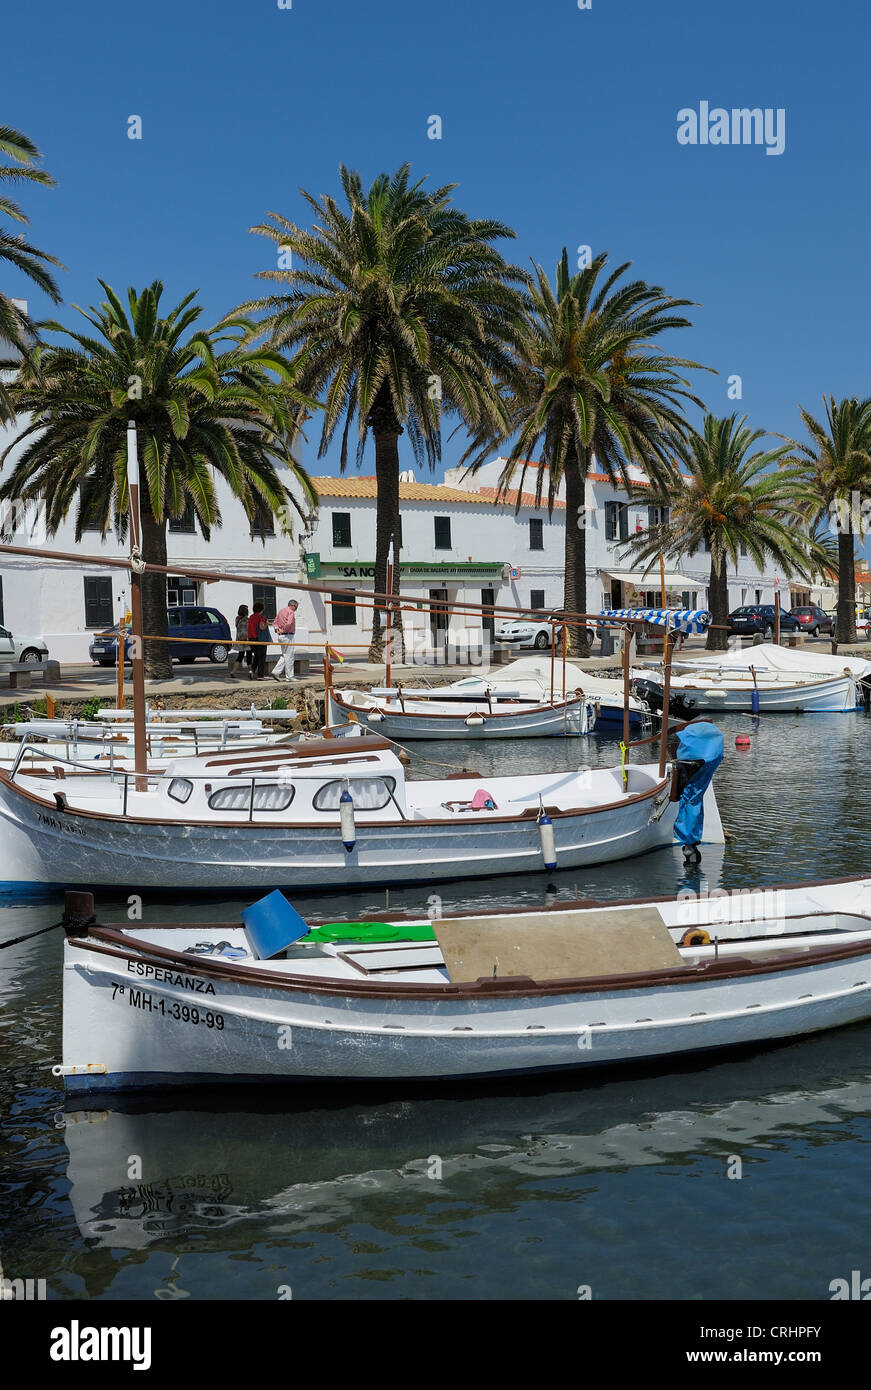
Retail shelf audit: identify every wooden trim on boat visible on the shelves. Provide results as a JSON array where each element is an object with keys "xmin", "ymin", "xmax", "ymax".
[
  {"xmin": 200, "ymin": 740, "xmax": 392, "ymax": 767},
  {"xmin": 69, "ymin": 924, "xmax": 871, "ymax": 1002},
  {"xmin": 332, "ymin": 692, "xmax": 586, "ymax": 720},
  {"xmin": 0, "ymin": 765, "xmax": 670, "ymax": 829}
]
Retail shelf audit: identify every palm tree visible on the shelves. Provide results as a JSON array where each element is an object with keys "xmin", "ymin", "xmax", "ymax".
[
  {"xmin": 0, "ymin": 281, "xmax": 316, "ymax": 676},
  {"xmin": 0, "ymin": 125, "xmax": 63, "ymax": 420},
  {"xmin": 619, "ymin": 414, "xmax": 822, "ymax": 650},
  {"xmin": 463, "ymin": 249, "xmax": 706, "ymax": 653},
  {"xmin": 243, "ymin": 163, "xmax": 529, "ymax": 658},
  {"xmin": 792, "ymin": 396, "xmax": 871, "ymax": 644}
]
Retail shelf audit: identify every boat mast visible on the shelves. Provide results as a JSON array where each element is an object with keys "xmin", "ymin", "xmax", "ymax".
[
  {"xmin": 384, "ymin": 539, "xmax": 394, "ymax": 692},
  {"xmin": 126, "ymin": 421, "xmax": 148, "ymax": 790}
]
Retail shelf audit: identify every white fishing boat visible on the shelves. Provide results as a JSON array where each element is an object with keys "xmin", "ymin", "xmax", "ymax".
[
  {"xmin": 55, "ymin": 872, "xmax": 871, "ymax": 1092},
  {"xmin": 634, "ymin": 641, "xmax": 871, "ymax": 714},
  {"xmin": 633, "ymin": 665, "xmax": 859, "ymax": 713},
  {"xmin": 0, "ymin": 710, "xmax": 301, "ymax": 765},
  {"xmin": 327, "ymin": 686, "xmax": 597, "ymax": 738},
  {"xmin": 0, "ymin": 724, "xmax": 723, "ymax": 893},
  {"xmin": 365, "ymin": 658, "xmax": 651, "ymax": 732}
]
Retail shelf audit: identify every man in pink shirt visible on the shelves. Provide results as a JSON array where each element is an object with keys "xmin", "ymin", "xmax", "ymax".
[{"xmin": 271, "ymin": 599, "xmax": 299, "ymax": 679}]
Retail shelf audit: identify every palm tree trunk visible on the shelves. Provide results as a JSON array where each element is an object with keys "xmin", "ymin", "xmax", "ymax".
[
  {"xmin": 368, "ymin": 387, "xmax": 404, "ymax": 663},
  {"xmin": 836, "ymin": 530, "xmax": 857, "ymax": 643},
  {"xmin": 705, "ymin": 549, "xmax": 730, "ymax": 651},
  {"xmin": 140, "ymin": 508, "xmax": 172, "ymax": 679},
  {"xmin": 562, "ymin": 452, "xmax": 588, "ymax": 655}
]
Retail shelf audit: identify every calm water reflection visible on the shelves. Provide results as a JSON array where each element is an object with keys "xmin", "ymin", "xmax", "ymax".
[{"xmin": 2, "ymin": 712, "xmax": 870, "ymax": 1298}]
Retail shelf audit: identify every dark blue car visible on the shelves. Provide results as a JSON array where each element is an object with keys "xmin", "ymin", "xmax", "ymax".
[{"xmin": 89, "ymin": 606, "xmax": 231, "ymax": 665}]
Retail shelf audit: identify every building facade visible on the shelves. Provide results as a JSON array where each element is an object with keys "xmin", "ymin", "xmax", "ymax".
[{"xmin": 0, "ymin": 403, "xmax": 823, "ymax": 662}]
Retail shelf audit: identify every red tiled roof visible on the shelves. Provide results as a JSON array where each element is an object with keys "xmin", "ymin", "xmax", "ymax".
[{"xmin": 312, "ymin": 476, "xmax": 564, "ymax": 509}]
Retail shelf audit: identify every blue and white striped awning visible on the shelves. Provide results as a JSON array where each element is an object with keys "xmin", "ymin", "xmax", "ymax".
[{"xmin": 600, "ymin": 607, "xmax": 712, "ymax": 635}]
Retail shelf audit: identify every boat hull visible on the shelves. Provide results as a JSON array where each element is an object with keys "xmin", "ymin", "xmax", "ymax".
[
  {"xmin": 60, "ymin": 916, "xmax": 871, "ymax": 1092},
  {"xmin": 0, "ymin": 764, "xmax": 701, "ymax": 892},
  {"xmin": 328, "ymin": 691, "xmax": 594, "ymax": 738},
  {"xmin": 644, "ymin": 674, "xmax": 858, "ymax": 713}
]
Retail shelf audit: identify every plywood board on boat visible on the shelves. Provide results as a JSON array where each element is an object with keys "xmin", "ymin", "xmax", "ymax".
[{"xmin": 434, "ymin": 907, "xmax": 683, "ymax": 982}]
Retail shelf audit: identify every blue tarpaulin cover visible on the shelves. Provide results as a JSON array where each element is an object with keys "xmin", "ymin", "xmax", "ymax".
[{"xmin": 673, "ymin": 721, "xmax": 724, "ymax": 845}]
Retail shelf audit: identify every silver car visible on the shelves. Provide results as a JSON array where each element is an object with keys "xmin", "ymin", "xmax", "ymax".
[
  {"xmin": 0, "ymin": 623, "xmax": 49, "ymax": 663},
  {"xmin": 495, "ymin": 615, "xmax": 595, "ymax": 650}
]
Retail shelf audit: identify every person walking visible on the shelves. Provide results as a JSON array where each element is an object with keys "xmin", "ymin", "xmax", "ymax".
[
  {"xmin": 247, "ymin": 602, "xmax": 269, "ymax": 680},
  {"xmin": 227, "ymin": 604, "xmax": 250, "ymax": 677},
  {"xmin": 271, "ymin": 599, "xmax": 299, "ymax": 680}
]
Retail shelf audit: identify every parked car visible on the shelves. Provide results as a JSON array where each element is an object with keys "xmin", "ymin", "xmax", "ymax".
[
  {"xmin": 0, "ymin": 624, "xmax": 49, "ymax": 664},
  {"xmin": 89, "ymin": 606, "xmax": 231, "ymax": 666},
  {"xmin": 89, "ymin": 624, "xmax": 135, "ymax": 666},
  {"xmin": 789, "ymin": 604, "xmax": 834, "ymax": 636},
  {"xmin": 855, "ymin": 608, "xmax": 871, "ymax": 639},
  {"xmin": 727, "ymin": 605, "xmax": 801, "ymax": 638},
  {"xmin": 168, "ymin": 606, "xmax": 231, "ymax": 663},
  {"xmin": 495, "ymin": 613, "xmax": 595, "ymax": 650}
]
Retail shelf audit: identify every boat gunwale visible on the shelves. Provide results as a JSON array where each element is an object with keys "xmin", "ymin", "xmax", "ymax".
[
  {"xmin": 331, "ymin": 691, "xmax": 589, "ymax": 721},
  {"xmin": 67, "ymin": 920, "xmax": 871, "ymax": 1003}
]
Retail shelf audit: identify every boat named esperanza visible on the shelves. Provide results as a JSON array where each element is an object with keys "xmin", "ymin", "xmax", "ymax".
[
  {"xmin": 0, "ymin": 729, "xmax": 724, "ymax": 894},
  {"xmin": 55, "ymin": 873, "xmax": 871, "ymax": 1092}
]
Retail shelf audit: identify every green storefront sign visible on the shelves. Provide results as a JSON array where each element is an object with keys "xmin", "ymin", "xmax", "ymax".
[
  {"xmin": 318, "ymin": 560, "xmax": 504, "ymax": 581},
  {"xmin": 304, "ymin": 552, "xmax": 321, "ymax": 578}
]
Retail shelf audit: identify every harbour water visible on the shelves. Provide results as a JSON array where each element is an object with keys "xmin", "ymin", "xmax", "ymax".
[{"xmin": 2, "ymin": 712, "xmax": 871, "ymax": 1300}]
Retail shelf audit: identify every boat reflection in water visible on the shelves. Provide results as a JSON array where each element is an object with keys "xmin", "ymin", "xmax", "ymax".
[{"xmin": 62, "ymin": 1022, "xmax": 871, "ymax": 1272}]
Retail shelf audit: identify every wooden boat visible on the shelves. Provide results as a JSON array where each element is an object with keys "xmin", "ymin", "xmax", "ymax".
[
  {"xmin": 357, "ymin": 658, "xmax": 652, "ymax": 731},
  {"xmin": 327, "ymin": 687, "xmax": 597, "ymax": 738},
  {"xmin": 635, "ymin": 642, "xmax": 871, "ymax": 714},
  {"xmin": 0, "ymin": 710, "xmax": 301, "ymax": 765},
  {"xmin": 55, "ymin": 873, "xmax": 871, "ymax": 1092},
  {"xmin": 633, "ymin": 665, "xmax": 858, "ymax": 713},
  {"xmin": 0, "ymin": 730, "xmax": 723, "ymax": 893}
]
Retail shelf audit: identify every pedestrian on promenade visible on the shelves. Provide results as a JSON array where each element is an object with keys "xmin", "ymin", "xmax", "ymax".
[
  {"xmin": 228, "ymin": 604, "xmax": 250, "ymax": 677},
  {"xmin": 248, "ymin": 603, "xmax": 269, "ymax": 680},
  {"xmin": 271, "ymin": 599, "xmax": 299, "ymax": 680}
]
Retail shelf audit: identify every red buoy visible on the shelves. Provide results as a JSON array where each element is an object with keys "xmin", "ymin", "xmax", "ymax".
[{"xmin": 735, "ymin": 733, "xmax": 751, "ymax": 749}]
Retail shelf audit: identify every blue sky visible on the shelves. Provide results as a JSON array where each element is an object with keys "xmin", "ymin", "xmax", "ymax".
[{"xmin": 3, "ymin": 0, "xmax": 868, "ymax": 484}]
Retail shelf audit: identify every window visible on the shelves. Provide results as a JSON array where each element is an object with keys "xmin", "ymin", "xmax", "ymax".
[
  {"xmin": 313, "ymin": 777, "xmax": 396, "ymax": 811},
  {"xmin": 169, "ymin": 501, "xmax": 196, "ymax": 534},
  {"xmin": 208, "ymin": 783, "xmax": 296, "ymax": 813},
  {"xmin": 332, "ymin": 512, "xmax": 352, "ymax": 548},
  {"xmin": 248, "ymin": 499, "xmax": 275, "ymax": 539},
  {"xmin": 434, "ymin": 516, "xmax": 451, "ymax": 550},
  {"xmin": 168, "ymin": 778, "xmax": 193, "ymax": 804},
  {"xmin": 740, "ymin": 541, "xmax": 748, "ymax": 557},
  {"xmin": 167, "ymin": 578, "xmax": 198, "ymax": 606},
  {"xmin": 83, "ymin": 576, "xmax": 113, "ymax": 629},
  {"xmin": 330, "ymin": 590, "xmax": 357, "ymax": 626},
  {"xmin": 184, "ymin": 607, "xmax": 221, "ymax": 627},
  {"xmin": 530, "ymin": 589, "xmax": 545, "ymax": 610},
  {"xmin": 648, "ymin": 506, "xmax": 669, "ymax": 529},
  {"xmin": 0, "ymin": 575, "xmax": 3, "ymax": 626},
  {"xmin": 703, "ymin": 538, "xmax": 712, "ymax": 552},
  {"xmin": 605, "ymin": 501, "xmax": 628, "ymax": 542},
  {"xmin": 529, "ymin": 518, "xmax": 544, "ymax": 551},
  {"xmin": 252, "ymin": 584, "xmax": 277, "ymax": 622}
]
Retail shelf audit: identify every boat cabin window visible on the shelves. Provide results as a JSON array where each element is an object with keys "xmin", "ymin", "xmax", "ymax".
[
  {"xmin": 168, "ymin": 777, "xmax": 193, "ymax": 804},
  {"xmin": 313, "ymin": 777, "xmax": 396, "ymax": 811},
  {"xmin": 208, "ymin": 783, "xmax": 296, "ymax": 812}
]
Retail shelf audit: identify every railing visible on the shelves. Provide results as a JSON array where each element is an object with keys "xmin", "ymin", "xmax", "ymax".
[{"xmin": 8, "ymin": 738, "xmax": 407, "ymax": 822}]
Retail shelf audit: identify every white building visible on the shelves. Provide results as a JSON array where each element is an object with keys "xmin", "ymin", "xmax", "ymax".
[{"xmin": 0, "ymin": 356, "xmax": 821, "ymax": 662}]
